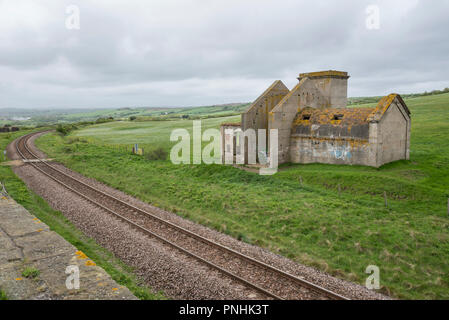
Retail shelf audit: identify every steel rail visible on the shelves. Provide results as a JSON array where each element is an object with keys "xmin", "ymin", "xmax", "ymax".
[
  {"xmin": 15, "ymin": 133, "xmax": 281, "ymax": 300},
  {"xmin": 16, "ymin": 132, "xmax": 349, "ymax": 300}
]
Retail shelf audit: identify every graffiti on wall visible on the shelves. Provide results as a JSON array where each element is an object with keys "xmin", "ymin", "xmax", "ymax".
[{"xmin": 329, "ymin": 144, "xmax": 352, "ymax": 160}]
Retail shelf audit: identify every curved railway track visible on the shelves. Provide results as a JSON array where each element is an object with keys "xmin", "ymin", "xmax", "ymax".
[{"xmin": 15, "ymin": 131, "xmax": 349, "ymax": 300}]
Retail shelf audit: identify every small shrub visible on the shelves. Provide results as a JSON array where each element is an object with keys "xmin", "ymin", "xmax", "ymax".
[
  {"xmin": 0, "ymin": 290, "xmax": 7, "ymax": 300},
  {"xmin": 56, "ymin": 124, "xmax": 77, "ymax": 136},
  {"xmin": 56, "ymin": 124, "xmax": 68, "ymax": 135},
  {"xmin": 22, "ymin": 266, "xmax": 40, "ymax": 279},
  {"xmin": 129, "ymin": 116, "xmax": 137, "ymax": 121},
  {"xmin": 95, "ymin": 117, "xmax": 114, "ymax": 124},
  {"xmin": 77, "ymin": 121, "xmax": 95, "ymax": 126},
  {"xmin": 145, "ymin": 147, "xmax": 168, "ymax": 161}
]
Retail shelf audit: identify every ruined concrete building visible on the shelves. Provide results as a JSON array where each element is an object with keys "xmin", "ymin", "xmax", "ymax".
[{"xmin": 221, "ymin": 70, "xmax": 411, "ymax": 167}]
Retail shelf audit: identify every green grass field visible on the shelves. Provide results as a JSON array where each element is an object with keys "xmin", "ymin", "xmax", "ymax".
[
  {"xmin": 70, "ymin": 115, "xmax": 239, "ymax": 154},
  {"xmin": 34, "ymin": 93, "xmax": 449, "ymax": 299},
  {"xmin": 0, "ymin": 103, "xmax": 249, "ymax": 127},
  {"xmin": 0, "ymin": 130, "xmax": 164, "ymax": 300}
]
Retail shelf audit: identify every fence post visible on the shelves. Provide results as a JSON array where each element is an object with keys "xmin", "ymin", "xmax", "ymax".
[
  {"xmin": 299, "ymin": 176, "xmax": 303, "ymax": 186},
  {"xmin": 384, "ymin": 191, "xmax": 388, "ymax": 208},
  {"xmin": 338, "ymin": 184, "xmax": 341, "ymax": 196},
  {"xmin": 1, "ymin": 181, "xmax": 9, "ymax": 198}
]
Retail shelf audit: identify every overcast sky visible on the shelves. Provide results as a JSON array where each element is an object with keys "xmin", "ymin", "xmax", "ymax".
[{"xmin": 1, "ymin": 0, "xmax": 448, "ymax": 109}]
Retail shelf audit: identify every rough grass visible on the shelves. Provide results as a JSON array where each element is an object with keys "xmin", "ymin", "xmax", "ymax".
[
  {"xmin": 0, "ymin": 289, "xmax": 7, "ymax": 300},
  {"xmin": 35, "ymin": 93, "xmax": 449, "ymax": 299},
  {"xmin": 71, "ymin": 115, "xmax": 239, "ymax": 154},
  {"xmin": 0, "ymin": 130, "xmax": 164, "ymax": 300},
  {"xmin": 21, "ymin": 266, "xmax": 40, "ymax": 279}
]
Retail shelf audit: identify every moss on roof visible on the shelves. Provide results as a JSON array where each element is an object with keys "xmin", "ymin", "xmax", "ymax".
[
  {"xmin": 293, "ymin": 93, "xmax": 410, "ymax": 127},
  {"xmin": 367, "ymin": 93, "xmax": 410, "ymax": 122}
]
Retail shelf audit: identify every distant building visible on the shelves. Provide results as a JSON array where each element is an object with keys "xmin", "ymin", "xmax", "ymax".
[{"xmin": 221, "ymin": 70, "xmax": 411, "ymax": 167}]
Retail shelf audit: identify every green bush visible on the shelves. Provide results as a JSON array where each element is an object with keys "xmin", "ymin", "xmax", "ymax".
[
  {"xmin": 129, "ymin": 116, "xmax": 137, "ymax": 121},
  {"xmin": 56, "ymin": 125, "xmax": 68, "ymax": 135},
  {"xmin": 77, "ymin": 121, "xmax": 95, "ymax": 126},
  {"xmin": 145, "ymin": 147, "xmax": 168, "ymax": 161},
  {"xmin": 56, "ymin": 124, "xmax": 77, "ymax": 136},
  {"xmin": 95, "ymin": 117, "xmax": 114, "ymax": 124}
]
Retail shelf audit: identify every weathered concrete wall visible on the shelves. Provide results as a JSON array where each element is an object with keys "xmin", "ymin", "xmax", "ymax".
[
  {"xmin": 290, "ymin": 136, "xmax": 371, "ymax": 165},
  {"xmin": 290, "ymin": 106, "xmax": 372, "ymax": 165},
  {"xmin": 241, "ymin": 80, "xmax": 289, "ymax": 132},
  {"xmin": 292, "ymin": 119, "xmax": 370, "ymax": 140},
  {"xmin": 220, "ymin": 124, "xmax": 241, "ymax": 164},
  {"xmin": 329, "ymin": 78, "xmax": 348, "ymax": 108},
  {"xmin": 241, "ymin": 80, "xmax": 289, "ymax": 163},
  {"xmin": 298, "ymin": 71, "xmax": 349, "ymax": 108},
  {"xmin": 377, "ymin": 100, "xmax": 410, "ymax": 166},
  {"xmin": 367, "ymin": 122, "xmax": 380, "ymax": 167},
  {"xmin": 268, "ymin": 78, "xmax": 326, "ymax": 163},
  {"xmin": 367, "ymin": 95, "xmax": 411, "ymax": 167}
]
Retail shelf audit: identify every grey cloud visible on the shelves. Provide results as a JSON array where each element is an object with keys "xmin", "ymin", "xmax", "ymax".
[{"xmin": 0, "ymin": 0, "xmax": 448, "ymax": 109}]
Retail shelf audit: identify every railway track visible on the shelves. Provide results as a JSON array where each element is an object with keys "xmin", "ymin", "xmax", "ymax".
[{"xmin": 15, "ymin": 131, "xmax": 349, "ymax": 300}]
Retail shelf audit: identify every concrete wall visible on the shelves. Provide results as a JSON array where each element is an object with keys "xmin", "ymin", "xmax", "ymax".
[
  {"xmin": 367, "ymin": 122, "xmax": 380, "ymax": 167},
  {"xmin": 305, "ymin": 77, "xmax": 348, "ymax": 108},
  {"xmin": 268, "ymin": 78, "xmax": 326, "ymax": 164},
  {"xmin": 292, "ymin": 122, "xmax": 370, "ymax": 140},
  {"xmin": 241, "ymin": 80, "xmax": 289, "ymax": 163},
  {"xmin": 377, "ymin": 100, "xmax": 410, "ymax": 166},
  {"xmin": 290, "ymin": 136, "xmax": 371, "ymax": 165},
  {"xmin": 290, "ymin": 107, "xmax": 372, "ymax": 165},
  {"xmin": 220, "ymin": 124, "xmax": 241, "ymax": 164},
  {"xmin": 241, "ymin": 80, "xmax": 289, "ymax": 132},
  {"xmin": 298, "ymin": 71, "xmax": 349, "ymax": 108}
]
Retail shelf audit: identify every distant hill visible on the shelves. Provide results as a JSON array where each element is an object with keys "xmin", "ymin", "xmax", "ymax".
[{"xmin": 1, "ymin": 87, "xmax": 448, "ymax": 127}]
